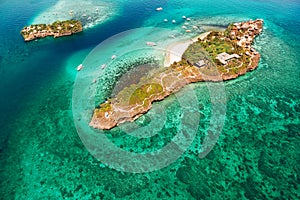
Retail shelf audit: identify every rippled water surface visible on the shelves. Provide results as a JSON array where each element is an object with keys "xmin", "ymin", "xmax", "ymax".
[{"xmin": 0, "ymin": 0, "xmax": 299, "ymax": 199}]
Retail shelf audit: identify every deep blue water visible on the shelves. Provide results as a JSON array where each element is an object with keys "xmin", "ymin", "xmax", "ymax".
[{"xmin": 0, "ymin": 0, "xmax": 299, "ymax": 199}]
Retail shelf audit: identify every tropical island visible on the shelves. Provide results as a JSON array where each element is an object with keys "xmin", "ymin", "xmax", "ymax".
[
  {"xmin": 90, "ymin": 19, "xmax": 263, "ymax": 130},
  {"xmin": 20, "ymin": 20, "xmax": 83, "ymax": 41}
]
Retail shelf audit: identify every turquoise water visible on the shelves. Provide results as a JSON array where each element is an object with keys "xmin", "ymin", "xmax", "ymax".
[{"xmin": 0, "ymin": 0, "xmax": 299, "ymax": 199}]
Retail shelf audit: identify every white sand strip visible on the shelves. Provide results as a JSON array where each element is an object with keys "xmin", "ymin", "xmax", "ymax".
[
  {"xmin": 164, "ymin": 32, "xmax": 211, "ymax": 66},
  {"xmin": 192, "ymin": 31, "xmax": 211, "ymax": 42}
]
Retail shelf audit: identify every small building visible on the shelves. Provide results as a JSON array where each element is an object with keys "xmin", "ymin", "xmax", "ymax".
[
  {"xmin": 194, "ymin": 60, "xmax": 206, "ymax": 68},
  {"xmin": 216, "ymin": 52, "xmax": 240, "ymax": 65}
]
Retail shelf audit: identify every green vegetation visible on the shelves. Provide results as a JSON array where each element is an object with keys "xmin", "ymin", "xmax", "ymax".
[
  {"xmin": 94, "ymin": 83, "xmax": 164, "ymax": 117},
  {"xmin": 224, "ymin": 23, "xmax": 234, "ymax": 37},
  {"xmin": 129, "ymin": 83, "xmax": 163, "ymax": 105},
  {"xmin": 20, "ymin": 20, "xmax": 82, "ymax": 41},
  {"xmin": 200, "ymin": 33, "xmax": 238, "ymax": 56},
  {"xmin": 20, "ymin": 24, "xmax": 47, "ymax": 37},
  {"xmin": 99, "ymin": 102, "xmax": 112, "ymax": 112},
  {"xmin": 182, "ymin": 31, "xmax": 253, "ymax": 76},
  {"xmin": 95, "ymin": 102, "xmax": 112, "ymax": 117},
  {"xmin": 182, "ymin": 42, "xmax": 209, "ymax": 65},
  {"xmin": 50, "ymin": 20, "xmax": 82, "ymax": 33}
]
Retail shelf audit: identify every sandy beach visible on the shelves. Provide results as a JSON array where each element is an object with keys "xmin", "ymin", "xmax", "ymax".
[{"xmin": 164, "ymin": 31, "xmax": 211, "ymax": 66}]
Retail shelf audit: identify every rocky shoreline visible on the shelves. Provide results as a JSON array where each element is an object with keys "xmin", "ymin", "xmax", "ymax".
[
  {"xmin": 221, "ymin": 19, "xmax": 263, "ymax": 80},
  {"xmin": 90, "ymin": 19, "xmax": 263, "ymax": 130},
  {"xmin": 20, "ymin": 20, "xmax": 83, "ymax": 42}
]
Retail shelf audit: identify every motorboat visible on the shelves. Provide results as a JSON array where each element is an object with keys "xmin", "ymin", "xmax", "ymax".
[
  {"xmin": 156, "ymin": 7, "xmax": 163, "ymax": 11},
  {"xmin": 146, "ymin": 42, "xmax": 157, "ymax": 46},
  {"xmin": 77, "ymin": 64, "xmax": 83, "ymax": 71}
]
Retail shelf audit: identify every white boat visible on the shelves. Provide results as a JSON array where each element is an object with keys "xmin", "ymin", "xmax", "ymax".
[
  {"xmin": 192, "ymin": 25, "xmax": 198, "ymax": 29},
  {"xmin": 77, "ymin": 64, "xmax": 83, "ymax": 71},
  {"xmin": 101, "ymin": 64, "xmax": 107, "ymax": 69},
  {"xmin": 182, "ymin": 16, "xmax": 186, "ymax": 19},
  {"xmin": 182, "ymin": 26, "xmax": 187, "ymax": 29},
  {"xmin": 146, "ymin": 41, "xmax": 157, "ymax": 46},
  {"xmin": 156, "ymin": 7, "xmax": 163, "ymax": 11},
  {"xmin": 186, "ymin": 18, "xmax": 191, "ymax": 21},
  {"xmin": 186, "ymin": 29, "xmax": 192, "ymax": 33},
  {"xmin": 172, "ymin": 20, "xmax": 176, "ymax": 23},
  {"xmin": 169, "ymin": 34, "xmax": 176, "ymax": 39},
  {"xmin": 111, "ymin": 55, "xmax": 117, "ymax": 60},
  {"xmin": 164, "ymin": 19, "xmax": 168, "ymax": 22}
]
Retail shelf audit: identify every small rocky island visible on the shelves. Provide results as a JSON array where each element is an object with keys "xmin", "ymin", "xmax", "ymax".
[
  {"xmin": 20, "ymin": 20, "xmax": 83, "ymax": 41},
  {"xmin": 90, "ymin": 19, "xmax": 263, "ymax": 130}
]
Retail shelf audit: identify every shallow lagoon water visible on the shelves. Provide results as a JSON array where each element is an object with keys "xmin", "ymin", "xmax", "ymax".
[
  {"xmin": 32, "ymin": 0, "xmax": 118, "ymax": 29},
  {"xmin": 0, "ymin": 0, "xmax": 299, "ymax": 199}
]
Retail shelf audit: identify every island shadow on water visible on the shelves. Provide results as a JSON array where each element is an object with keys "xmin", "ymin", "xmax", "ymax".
[{"xmin": 111, "ymin": 63, "xmax": 161, "ymax": 97}]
